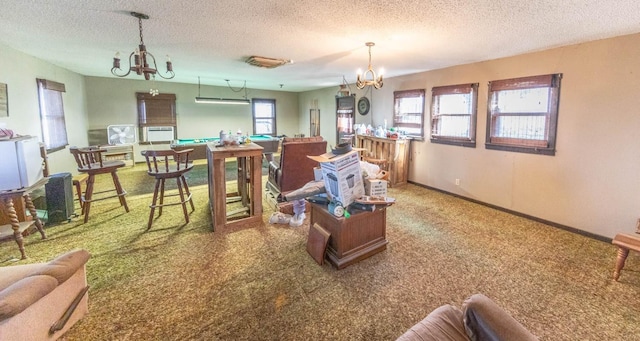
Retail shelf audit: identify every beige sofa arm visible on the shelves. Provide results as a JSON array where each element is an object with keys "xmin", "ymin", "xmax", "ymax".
[{"xmin": 462, "ymin": 294, "xmax": 538, "ymax": 341}]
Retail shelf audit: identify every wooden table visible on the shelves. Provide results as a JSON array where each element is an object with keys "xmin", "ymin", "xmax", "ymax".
[
  {"xmin": 0, "ymin": 178, "xmax": 48, "ymax": 259},
  {"xmin": 310, "ymin": 203, "xmax": 388, "ymax": 269},
  {"xmin": 207, "ymin": 143, "xmax": 263, "ymax": 231}
]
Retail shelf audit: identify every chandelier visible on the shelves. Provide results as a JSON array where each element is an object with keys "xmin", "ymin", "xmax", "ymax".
[
  {"xmin": 356, "ymin": 42, "xmax": 383, "ymax": 89},
  {"xmin": 111, "ymin": 12, "xmax": 174, "ymax": 80}
]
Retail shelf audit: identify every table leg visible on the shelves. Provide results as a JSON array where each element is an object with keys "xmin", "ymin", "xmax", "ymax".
[
  {"xmin": 213, "ymin": 158, "xmax": 227, "ymax": 230},
  {"xmin": 249, "ymin": 154, "xmax": 263, "ymax": 216},
  {"xmin": 614, "ymin": 247, "xmax": 629, "ymax": 281},
  {"xmin": 23, "ymin": 193, "xmax": 46, "ymax": 239},
  {"xmin": 3, "ymin": 197, "xmax": 26, "ymax": 259},
  {"xmin": 237, "ymin": 157, "xmax": 249, "ymax": 207}
]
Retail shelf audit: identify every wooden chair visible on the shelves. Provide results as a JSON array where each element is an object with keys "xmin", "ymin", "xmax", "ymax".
[
  {"xmin": 69, "ymin": 146, "xmax": 129, "ymax": 223},
  {"xmin": 140, "ymin": 149, "xmax": 195, "ymax": 230}
]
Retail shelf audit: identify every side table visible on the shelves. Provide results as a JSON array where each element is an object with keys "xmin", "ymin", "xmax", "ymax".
[
  {"xmin": 310, "ymin": 203, "xmax": 388, "ymax": 269},
  {"xmin": 0, "ymin": 178, "xmax": 49, "ymax": 259},
  {"xmin": 206, "ymin": 142, "xmax": 263, "ymax": 231}
]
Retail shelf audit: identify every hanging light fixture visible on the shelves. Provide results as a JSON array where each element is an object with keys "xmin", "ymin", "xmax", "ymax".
[
  {"xmin": 111, "ymin": 12, "xmax": 174, "ymax": 80},
  {"xmin": 194, "ymin": 77, "xmax": 250, "ymax": 105},
  {"xmin": 356, "ymin": 42, "xmax": 383, "ymax": 89}
]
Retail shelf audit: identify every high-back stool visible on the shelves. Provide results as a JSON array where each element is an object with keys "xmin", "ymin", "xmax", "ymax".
[
  {"xmin": 141, "ymin": 149, "xmax": 195, "ymax": 230},
  {"xmin": 69, "ymin": 146, "xmax": 129, "ymax": 223}
]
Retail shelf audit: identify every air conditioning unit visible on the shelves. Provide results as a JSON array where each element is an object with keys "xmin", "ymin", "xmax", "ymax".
[{"xmin": 145, "ymin": 126, "xmax": 175, "ymax": 142}]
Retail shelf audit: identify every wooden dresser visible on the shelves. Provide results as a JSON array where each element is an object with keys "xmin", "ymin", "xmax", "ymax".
[{"xmin": 355, "ymin": 135, "xmax": 410, "ymax": 187}]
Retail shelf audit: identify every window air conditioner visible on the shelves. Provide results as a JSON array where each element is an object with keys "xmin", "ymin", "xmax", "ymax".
[{"xmin": 145, "ymin": 126, "xmax": 175, "ymax": 142}]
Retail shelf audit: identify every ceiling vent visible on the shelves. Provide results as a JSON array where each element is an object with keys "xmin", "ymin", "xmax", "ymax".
[{"xmin": 245, "ymin": 56, "xmax": 292, "ymax": 69}]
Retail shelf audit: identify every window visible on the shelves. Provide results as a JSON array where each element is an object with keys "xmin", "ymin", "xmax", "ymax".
[
  {"xmin": 393, "ymin": 89, "xmax": 425, "ymax": 139},
  {"xmin": 431, "ymin": 83, "xmax": 478, "ymax": 147},
  {"xmin": 486, "ymin": 74, "xmax": 562, "ymax": 155},
  {"xmin": 136, "ymin": 93, "xmax": 177, "ymax": 143},
  {"xmin": 37, "ymin": 79, "xmax": 68, "ymax": 152},
  {"xmin": 252, "ymin": 98, "xmax": 276, "ymax": 136}
]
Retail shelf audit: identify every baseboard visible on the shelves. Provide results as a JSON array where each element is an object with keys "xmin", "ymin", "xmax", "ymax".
[{"xmin": 407, "ymin": 180, "xmax": 611, "ymax": 243}]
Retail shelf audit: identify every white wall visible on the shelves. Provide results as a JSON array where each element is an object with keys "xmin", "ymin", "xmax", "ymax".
[
  {"xmin": 4, "ymin": 30, "xmax": 640, "ymax": 239},
  {"xmin": 300, "ymin": 33, "xmax": 640, "ymax": 239},
  {"xmin": 0, "ymin": 44, "xmax": 88, "ymax": 175},
  {"xmin": 84, "ymin": 77, "xmax": 300, "ymax": 155}
]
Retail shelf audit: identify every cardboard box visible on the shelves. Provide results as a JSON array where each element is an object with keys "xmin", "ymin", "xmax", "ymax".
[
  {"xmin": 313, "ymin": 167, "xmax": 323, "ymax": 181},
  {"xmin": 365, "ymin": 178, "xmax": 387, "ymax": 196},
  {"xmin": 308, "ymin": 150, "xmax": 365, "ymax": 207}
]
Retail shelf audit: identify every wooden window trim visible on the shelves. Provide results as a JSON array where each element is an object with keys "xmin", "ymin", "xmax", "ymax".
[
  {"xmin": 252, "ymin": 98, "xmax": 277, "ymax": 136},
  {"xmin": 485, "ymin": 74, "xmax": 562, "ymax": 156},
  {"xmin": 430, "ymin": 83, "xmax": 478, "ymax": 148},
  {"xmin": 393, "ymin": 89, "xmax": 425, "ymax": 139}
]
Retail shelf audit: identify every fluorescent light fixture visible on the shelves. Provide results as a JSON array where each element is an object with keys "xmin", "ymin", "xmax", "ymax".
[{"xmin": 194, "ymin": 97, "xmax": 250, "ymax": 105}]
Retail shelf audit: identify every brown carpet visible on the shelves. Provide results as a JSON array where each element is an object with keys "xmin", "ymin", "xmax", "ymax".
[{"xmin": 2, "ymin": 162, "xmax": 640, "ymax": 340}]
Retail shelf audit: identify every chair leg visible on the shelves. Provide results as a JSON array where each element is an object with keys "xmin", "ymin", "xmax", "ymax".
[
  {"xmin": 180, "ymin": 175, "xmax": 195, "ymax": 211},
  {"xmin": 110, "ymin": 170, "xmax": 129, "ymax": 213},
  {"xmin": 83, "ymin": 175, "xmax": 96, "ymax": 223},
  {"xmin": 147, "ymin": 178, "xmax": 161, "ymax": 230},
  {"xmin": 614, "ymin": 247, "xmax": 630, "ymax": 281},
  {"xmin": 159, "ymin": 179, "xmax": 165, "ymax": 217},
  {"xmin": 74, "ymin": 180, "xmax": 84, "ymax": 210},
  {"xmin": 176, "ymin": 177, "xmax": 189, "ymax": 224}
]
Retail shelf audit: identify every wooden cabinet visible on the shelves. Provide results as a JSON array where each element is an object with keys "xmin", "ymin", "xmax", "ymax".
[
  {"xmin": 310, "ymin": 203, "xmax": 387, "ymax": 269},
  {"xmin": 355, "ymin": 135, "xmax": 410, "ymax": 187}
]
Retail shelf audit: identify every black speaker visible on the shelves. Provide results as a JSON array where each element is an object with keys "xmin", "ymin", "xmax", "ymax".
[{"xmin": 45, "ymin": 172, "xmax": 74, "ymax": 224}]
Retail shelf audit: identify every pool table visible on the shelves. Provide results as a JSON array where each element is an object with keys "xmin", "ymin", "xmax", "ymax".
[{"xmin": 170, "ymin": 135, "xmax": 280, "ymax": 161}]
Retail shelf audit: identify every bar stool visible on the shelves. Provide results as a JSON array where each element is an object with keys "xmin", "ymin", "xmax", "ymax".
[
  {"xmin": 140, "ymin": 149, "xmax": 195, "ymax": 230},
  {"xmin": 70, "ymin": 146, "xmax": 129, "ymax": 223}
]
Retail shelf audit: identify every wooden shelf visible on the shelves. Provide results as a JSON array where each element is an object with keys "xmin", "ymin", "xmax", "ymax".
[{"xmin": 101, "ymin": 144, "xmax": 135, "ymax": 166}]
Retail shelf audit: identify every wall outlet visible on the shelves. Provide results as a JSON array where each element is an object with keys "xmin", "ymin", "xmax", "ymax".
[{"xmin": 455, "ymin": 179, "xmax": 460, "ymax": 186}]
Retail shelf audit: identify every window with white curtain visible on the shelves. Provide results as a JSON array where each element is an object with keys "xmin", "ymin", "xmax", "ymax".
[{"xmin": 37, "ymin": 78, "xmax": 68, "ymax": 152}]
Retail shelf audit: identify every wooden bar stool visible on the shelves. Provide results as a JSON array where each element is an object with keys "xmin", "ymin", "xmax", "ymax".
[
  {"xmin": 69, "ymin": 146, "xmax": 129, "ymax": 223},
  {"xmin": 141, "ymin": 149, "xmax": 195, "ymax": 230}
]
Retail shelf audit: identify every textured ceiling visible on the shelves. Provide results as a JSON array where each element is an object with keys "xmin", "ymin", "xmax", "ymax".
[{"xmin": 1, "ymin": 0, "xmax": 640, "ymax": 92}]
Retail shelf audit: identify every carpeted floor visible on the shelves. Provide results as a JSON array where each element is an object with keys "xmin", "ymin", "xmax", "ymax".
[{"xmin": 2, "ymin": 161, "xmax": 640, "ymax": 340}]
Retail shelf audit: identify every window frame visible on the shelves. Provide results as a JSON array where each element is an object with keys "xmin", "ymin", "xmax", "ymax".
[
  {"xmin": 252, "ymin": 98, "xmax": 277, "ymax": 136},
  {"xmin": 430, "ymin": 83, "xmax": 478, "ymax": 147},
  {"xmin": 393, "ymin": 89, "xmax": 425, "ymax": 140},
  {"xmin": 36, "ymin": 78, "xmax": 68, "ymax": 153},
  {"xmin": 485, "ymin": 73, "xmax": 562, "ymax": 156},
  {"xmin": 136, "ymin": 92, "xmax": 177, "ymax": 144}
]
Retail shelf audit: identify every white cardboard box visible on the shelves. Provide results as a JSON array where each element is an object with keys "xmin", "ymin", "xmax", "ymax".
[
  {"xmin": 308, "ymin": 150, "xmax": 364, "ymax": 207},
  {"xmin": 365, "ymin": 178, "xmax": 387, "ymax": 196}
]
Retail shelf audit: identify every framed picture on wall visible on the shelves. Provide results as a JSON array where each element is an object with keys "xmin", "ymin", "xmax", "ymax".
[{"xmin": 0, "ymin": 83, "xmax": 7, "ymax": 117}]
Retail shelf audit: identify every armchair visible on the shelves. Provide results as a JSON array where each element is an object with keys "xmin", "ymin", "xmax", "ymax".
[{"xmin": 267, "ymin": 136, "xmax": 327, "ymax": 201}]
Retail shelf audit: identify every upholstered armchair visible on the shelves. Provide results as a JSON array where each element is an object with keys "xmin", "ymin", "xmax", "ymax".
[{"xmin": 267, "ymin": 136, "xmax": 327, "ymax": 201}]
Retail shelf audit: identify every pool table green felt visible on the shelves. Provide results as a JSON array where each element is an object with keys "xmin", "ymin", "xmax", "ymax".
[{"xmin": 171, "ymin": 135, "xmax": 279, "ymax": 160}]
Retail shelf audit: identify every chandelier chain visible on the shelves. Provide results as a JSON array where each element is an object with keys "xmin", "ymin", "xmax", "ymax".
[{"xmin": 138, "ymin": 17, "xmax": 144, "ymax": 45}]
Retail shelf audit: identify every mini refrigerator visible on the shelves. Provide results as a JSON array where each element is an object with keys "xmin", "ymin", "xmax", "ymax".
[{"xmin": 0, "ymin": 136, "xmax": 44, "ymax": 191}]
